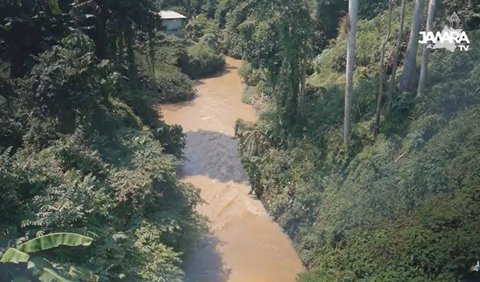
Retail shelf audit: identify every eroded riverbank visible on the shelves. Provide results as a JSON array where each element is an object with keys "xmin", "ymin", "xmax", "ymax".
[{"xmin": 161, "ymin": 57, "xmax": 304, "ymax": 282}]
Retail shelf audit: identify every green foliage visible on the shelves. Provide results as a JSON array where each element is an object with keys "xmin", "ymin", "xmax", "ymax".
[
  {"xmin": 181, "ymin": 42, "xmax": 225, "ymax": 78},
  {"xmin": 16, "ymin": 233, "xmax": 93, "ymax": 253},
  {"xmin": 0, "ymin": 0, "xmax": 158, "ymax": 78},
  {"xmin": 152, "ymin": 70, "xmax": 197, "ymax": 102},
  {"xmin": 184, "ymin": 14, "xmax": 222, "ymax": 43},
  {"xmin": 19, "ymin": 34, "xmax": 120, "ymax": 135},
  {"xmin": 1, "ymin": 248, "xmax": 30, "ymax": 264},
  {"xmin": 0, "ymin": 30, "xmax": 202, "ymax": 282},
  {"xmin": 237, "ymin": 3, "xmax": 480, "ymax": 280},
  {"xmin": 136, "ymin": 35, "xmax": 197, "ymax": 103},
  {"xmin": 163, "ymin": 0, "xmax": 217, "ymax": 18},
  {"xmin": 241, "ymin": 86, "xmax": 261, "ymax": 105},
  {"xmin": 239, "ymin": 63, "xmax": 266, "ymax": 87},
  {"xmin": 1, "ymin": 233, "xmax": 96, "ymax": 282},
  {"xmin": 215, "ymin": 0, "xmax": 235, "ymax": 28},
  {"xmin": 437, "ymin": 0, "xmax": 480, "ymax": 30},
  {"xmin": 225, "ymin": 0, "xmax": 314, "ymax": 143}
]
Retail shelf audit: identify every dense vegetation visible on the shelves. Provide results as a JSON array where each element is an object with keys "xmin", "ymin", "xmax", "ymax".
[
  {"xmin": 229, "ymin": 0, "xmax": 480, "ymax": 281},
  {"xmin": 159, "ymin": 0, "xmax": 480, "ymax": 280},
  {"xmin": 2, "ymin": 0, "xmax": 480, "ymax": 281},
  {"xmin": 0, "ymin": 0, "xmax": 209, "ymax": 280}
]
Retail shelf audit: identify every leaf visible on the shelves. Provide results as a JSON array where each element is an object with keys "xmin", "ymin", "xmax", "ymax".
[
  {"xmin": 39, "ymin": 268, "xmax": 74, "ymax": 282},
  {"xmin": 0, "ymin": 248, "xmax": 30, "ymax": 264},
  {"xmin": 28, "ymin": 257, "xmax": 74, "ymax": 282},
  {"xmin": 68, "ymin": 265, "xmax": 99, "ymax": 281},
  {"xmin": 16, "ymin": 233, "xmax": 93, "ymax": 253},
  {"xmin": 49, "ymin": 0, "xmax": 62, "ymax": 15}
]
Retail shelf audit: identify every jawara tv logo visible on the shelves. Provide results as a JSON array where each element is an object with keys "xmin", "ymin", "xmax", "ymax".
[{"xmin": 419, "ymin": 12, "xmax": 471, "ymax": 52}]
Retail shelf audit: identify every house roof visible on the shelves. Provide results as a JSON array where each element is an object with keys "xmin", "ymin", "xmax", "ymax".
[{"xmin": 159, "ymin": 10, "xmax": 187, "ymax": 20}]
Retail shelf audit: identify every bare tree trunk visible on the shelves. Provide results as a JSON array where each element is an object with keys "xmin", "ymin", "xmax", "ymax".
[
  {"xmin": 387, "ymin": 0, "xmax": 407, "ymax": 108},
  {"xmin": 344, "ymin": 0, "xmax": 358, "ymax": 145},
  {"xmin": 400, "ymin": 0, "xmax": 426, "ymax": 92},
  {"xmin": 374, "ymin": 0, "xmax": 394, "ymax": 136},
  {"xmin": 417, "ymin": 0, "xmax": 437, "ymax": 97}
]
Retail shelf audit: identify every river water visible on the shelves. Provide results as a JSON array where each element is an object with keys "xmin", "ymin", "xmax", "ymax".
[{"xmin": 161, "ymin": 57, "xmax": 304, "ymax": 282}]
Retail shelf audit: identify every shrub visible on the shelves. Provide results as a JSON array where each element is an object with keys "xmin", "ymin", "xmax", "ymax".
[
  {"xmin": 152, "ymin": 70, "xmax": 196, "ymax": 102},
  {"xmin": 184, "ymin": 14, "xmax": 221, "ymax": 42},
  {"xmin": 135, "ymin": 35, "xmax": 196, "ymax": 103},
  {"xmin": 239, "ymin": 63, "xmax": 265, "ymax": 86},
  {"xmin": 180, "ymin": 43, "xmax": 225, "ymax": 78},
  {"xmin": 19, "ymin": 34, "xmax": 121, "ymax": 135}
]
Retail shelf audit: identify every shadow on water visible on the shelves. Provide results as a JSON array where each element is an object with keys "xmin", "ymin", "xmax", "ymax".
[
  {"xmin": 207, "ymin": 64, "xmax": 236, "ymax": 79},
  {"xmin": 184, "ymin": 234, "xmax": 231, "ymax": 282},
  {"xmin": 193, "ymin": 64, "xmax": 236, "ymax": 86},
  {"xmin": 180, "ymin": 130, "xmax": 245, "ymax": 281},
  {"xmin": 179, "ymin": 130, "xmax": 248, "ymax": 184}
]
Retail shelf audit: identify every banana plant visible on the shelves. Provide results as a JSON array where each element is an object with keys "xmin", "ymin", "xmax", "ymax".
[{"xmin": 0, "ymin": 233, "xmax": 97, "ymax": 282}]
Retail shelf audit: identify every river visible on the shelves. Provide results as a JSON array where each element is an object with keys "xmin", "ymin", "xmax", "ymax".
[{"xmin": 161, "ymin": 57, "xmax": 304, "ymax": 282}]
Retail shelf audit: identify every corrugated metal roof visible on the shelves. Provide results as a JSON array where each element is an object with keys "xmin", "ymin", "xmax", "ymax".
[{"xmin": 159, "ymin": 10, "xmax": 187, "ymax": 20}]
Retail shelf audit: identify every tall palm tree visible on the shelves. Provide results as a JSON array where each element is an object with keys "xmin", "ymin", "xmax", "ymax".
[
  {"xmin": 400, "ymin": 0, "xmax": 426, "ymax": 92},
  {"xmin": 387, "ymin": 0, "xmax": 407, "ymax": 105},
  {"xmin": 374, "ymin": 0, "xmax": 394, "ymax": 136},
  {"xmin": 417, "ymin": 0, "xmax": 437, "ymax": 97},
  {"xmin": 344, "ymin": 0, "xmax": 358, "ymax": 145}
]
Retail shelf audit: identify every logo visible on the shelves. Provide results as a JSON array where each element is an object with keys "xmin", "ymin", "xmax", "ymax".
[{"xmin": 419, "ymin": 12, "xmax": 471, "ymax": 52}]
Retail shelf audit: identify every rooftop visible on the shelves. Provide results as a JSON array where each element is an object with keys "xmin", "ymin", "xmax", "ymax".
[{"xmin": 159, "ymin": 10, "xmax": 187, "ymax": 20}]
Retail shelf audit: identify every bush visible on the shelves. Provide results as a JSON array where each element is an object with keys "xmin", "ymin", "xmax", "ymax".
[
  {"xmin": 184, "ymin": 14, "xmax": 221, "ymax": 42},
  {"xmin": 180, "ymin": 43, "xmax": 225, "ymax": 78},
  {"xmin": 152, "ymin": 70, "xmax": 196, "ymax": 102},
  {"xmin": 239, "ymin": 63, "xmax": 265, "ymax": 86},
  {"xmin": 135, "ymin": 35, "xmax": 196, "ymax": 103},
  {"xmin": 241, "ymin": 86, "xmax": 261, "ymax": 105}
]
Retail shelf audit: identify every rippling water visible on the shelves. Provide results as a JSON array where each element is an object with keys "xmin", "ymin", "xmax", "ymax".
[{"xmin": 161, "ymin": 57, "xmax": 304, "ymax": 282}]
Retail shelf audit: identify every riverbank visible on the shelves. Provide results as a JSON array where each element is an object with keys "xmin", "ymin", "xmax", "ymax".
[{"xmin": 161, "ymin": 57, "xmax": 304, "ymax": 282}]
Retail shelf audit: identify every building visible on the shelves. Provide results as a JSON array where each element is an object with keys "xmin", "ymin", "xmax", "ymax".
[{"xmin": 159, "ymin": 10, "xmax": 187, "ymax": 36}]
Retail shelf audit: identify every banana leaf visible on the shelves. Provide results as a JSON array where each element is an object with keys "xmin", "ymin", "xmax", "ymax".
[
  {"xmin": 17, "ymin": 233, "xmax": 93, "ymax": 254},
  {"xmin": 28, "ymin": 257, "xmax": 74, "ymax": 282},
  {"xmin": 0, "ymin": 248, "xmax": 30, "ymax": 264}
]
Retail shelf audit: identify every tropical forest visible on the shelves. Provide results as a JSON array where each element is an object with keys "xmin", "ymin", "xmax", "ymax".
[{"xmin": 0, "ymin": 0, "xmax": 479, "ymax": 281}]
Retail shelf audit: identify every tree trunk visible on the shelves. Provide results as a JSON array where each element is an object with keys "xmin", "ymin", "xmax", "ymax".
[
  {"xmin": 344, "ymin": 0, "xmax": 358, "ymax": 145},
  {"xmin": 400, "ymin": 0, "xmax": 426, "ymax": 92},
  {"xmin": 299, "ymin": 56, "xmax": 307, "ymax": 119},
  {"xmin": 417, "ymin": 0, "xmax": 437, "ymax": 97},
  {"xmin": 374, "ymin": 0, "xmax": 394, "ymax": 136},
  {"xmin": 387, "ymin": 0, "xmax": 407, "ymax": 107}
]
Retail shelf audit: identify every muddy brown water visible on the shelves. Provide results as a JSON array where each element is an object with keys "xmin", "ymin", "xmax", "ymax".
[{"xmin": 161, "ymin": 57, "xmax": 304, "ymax": 282}]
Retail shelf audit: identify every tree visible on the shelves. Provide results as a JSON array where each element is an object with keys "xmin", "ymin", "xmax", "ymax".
[
  {"xmin": 400, "ymin": 0, "xmax": 426, "ymax": 92},
  {"xmin": 387, "ymin": 0, "xmax": 407, "ymax": 107},
  {"xmin": 417, "ymin": 0, "xmax": 437, "ymax": 97},
  {"xmin": 71, "ymin": 0, "xmax": 157, "ymax": 82},
  {"xmin": 237, "ymin": 0, "xmax": 313, "ymax": 142},
  {"xmin": 374, "ymin": 0, "xmax": 394, "ymax": 136},
  {"xmin": 344, "ymin": 0, "xmax": 358, "ymax": 145},
  {"xmin": 0, "ymin": 0, "xmax": 62, "ymax": 77}
]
